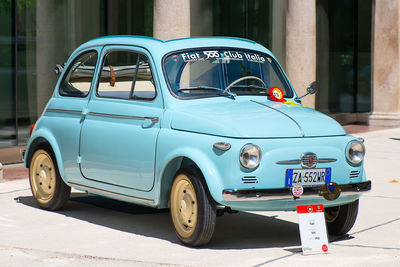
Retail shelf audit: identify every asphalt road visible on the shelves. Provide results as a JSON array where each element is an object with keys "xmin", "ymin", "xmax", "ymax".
[{"xmin": 1, "ymin": 128, "xmax": 399, "ymax": 266}]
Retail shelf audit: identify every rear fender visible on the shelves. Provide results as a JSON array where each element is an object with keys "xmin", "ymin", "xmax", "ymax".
[{"xmin": 24, "ymin": 128, "xmax": 67, "ymax": 183}]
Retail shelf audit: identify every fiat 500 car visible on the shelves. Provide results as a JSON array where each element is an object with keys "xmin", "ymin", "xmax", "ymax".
[{"xmin": 24, "ymin": 36, "xmax": 371, "ymax": 247}]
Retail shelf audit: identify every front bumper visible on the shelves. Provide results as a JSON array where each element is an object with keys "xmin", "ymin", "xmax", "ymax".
[{"xmin": 222, "ymin": 180, "xmax": 371, "ymax": 202}]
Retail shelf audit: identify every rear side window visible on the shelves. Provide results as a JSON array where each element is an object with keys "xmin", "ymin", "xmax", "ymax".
[
  {"xmin": 60, "ymin": 51, "xmax": 98, "ymax": 97},
  {"xmin": 97, "ymin": 50, "xmax": 156, "ymax": 100}
]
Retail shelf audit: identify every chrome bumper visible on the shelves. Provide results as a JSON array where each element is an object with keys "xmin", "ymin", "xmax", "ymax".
[{"xmin": 222, "ymin": 181, "xmax": 371, "ymax": 202}]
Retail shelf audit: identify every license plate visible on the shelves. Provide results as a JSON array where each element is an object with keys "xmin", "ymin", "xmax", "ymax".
[{"xmin": 286, "ymin": 168, "xmax": 331, "ymax": 187}]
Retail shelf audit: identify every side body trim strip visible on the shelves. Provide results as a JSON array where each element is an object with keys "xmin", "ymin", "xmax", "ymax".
[
  {"xmin": 47, "ymin": 108, "xmax": 81, "ymax": 114},
  {"xmin": 46, "ymin": 109, "xmax": 159, "ymax": 123},
  {"xmin": 88, "ymin": 111, "xmax": 159, "ymax": 123}
]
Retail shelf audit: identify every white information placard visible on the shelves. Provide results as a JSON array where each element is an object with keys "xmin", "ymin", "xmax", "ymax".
[{"xmin": 297, "ymin": 204, "xmax": 329, "ymax": 255}]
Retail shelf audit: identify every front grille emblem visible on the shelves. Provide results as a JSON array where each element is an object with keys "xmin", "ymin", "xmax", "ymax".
[
  {"xmin": 301, "ymin": 153, "xmax": 317, "ymax": 168},
  {"xmin": 276, "ymin": 154, "xmax": 336, "ymax": 166}
]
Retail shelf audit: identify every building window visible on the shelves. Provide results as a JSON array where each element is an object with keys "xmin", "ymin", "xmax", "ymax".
[
  {"xmin": 316, "ymin": 0, "xmax": 372, "ymax": 114},
  {"xmin": 191, "ymin": 0, "xmax": 286, "ymax": 68},
  {"xmin": 212, "ymin": 0, "xmax": 272, "ymax": 49}
]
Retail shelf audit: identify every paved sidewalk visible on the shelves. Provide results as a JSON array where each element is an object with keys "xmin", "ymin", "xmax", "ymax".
[{"xmin": 0, "ymin": 127, "xmax": 399, "ymax": 266}]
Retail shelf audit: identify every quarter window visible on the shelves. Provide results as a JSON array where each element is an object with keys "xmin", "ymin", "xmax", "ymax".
[
  {"xmin": 97, "ymin": 51, "xmax": 156, "ymax": 100},
  {"xmin": 60, "ymin": 51, "xmax": 98, "ymax": 97}
]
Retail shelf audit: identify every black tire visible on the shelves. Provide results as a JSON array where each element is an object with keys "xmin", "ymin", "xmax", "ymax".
[
  {"xmin": 29, "ymin": 146, "xmax": 71, "ymax": 211},
  {"xmin": 170, "ymin": 166, "xmax": 216, "ymax": 247},
  {"xmin": 325, "ymin": 199, "xmax": 359, "ymax": 235}
]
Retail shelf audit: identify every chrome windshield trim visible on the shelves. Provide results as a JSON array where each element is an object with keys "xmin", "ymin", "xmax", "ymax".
[
  {"xmin": 88, "ymin": 112, "xmax": 159, "ymax": 123},
  {"xmin": 250, "ymin": 100, "xmax": 305, "ymax": 137},
  {"xmin": 68, "ymin": 183, "xmax": 154, "ymax": 204},
  {"xmin": 222, "ymin": 181, "xmax": 371, "ymax": 202},
  {"xmin": 46, "ymin": 108, "xmax": 82, "ymax": 114},
  {"xmin": 276, "ymin": 158, "xmax": 337, "ymax": 165}
]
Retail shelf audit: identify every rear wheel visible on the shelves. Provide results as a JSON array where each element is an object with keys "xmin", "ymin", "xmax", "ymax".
[
  {"xmin": 170, "ymin": 166, "xmax": 216, "ymax": 246},
  {"xmin": 29, "ymin": 148, "xmax": 71, "ymax": 210},
  {"xmin": 325, "ymin": 199, "xmax": 359, "ymax": 235}
]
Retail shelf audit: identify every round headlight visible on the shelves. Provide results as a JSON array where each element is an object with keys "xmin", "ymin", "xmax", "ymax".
[
  {"xmin": 346, "ymin": 140, "xmax": 365, "ymax": 165},
  {"xmin": 240, "ymin": 144, "xmax": 261, "ymax": 169}
]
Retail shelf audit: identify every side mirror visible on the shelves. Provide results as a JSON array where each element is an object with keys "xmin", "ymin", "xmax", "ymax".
[
  {"xmin": 295, "ymin": 81, "xmax": 319, "ymax": 103},
  {"xmin": 307, "ymin": 81, "xmax": 319, "ymax": 95},
  {"xmin": 55, "ymin": 63, "xmax": 65, "ymax": 75}
]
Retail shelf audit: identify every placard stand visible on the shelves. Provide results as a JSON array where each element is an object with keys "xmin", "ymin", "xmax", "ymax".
[{"xmin": 297, "ymin": 204, "xmax": 329, "ymax": 255}]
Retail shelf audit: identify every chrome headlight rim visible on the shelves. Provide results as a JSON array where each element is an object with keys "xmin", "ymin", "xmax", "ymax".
[
  {"xmin": 239, "ymin": 144, "xmax": 262, "ymax": 170},
  {"xmin": 345, "ymin": 140, "xmax": 365, "ymax": 166}
]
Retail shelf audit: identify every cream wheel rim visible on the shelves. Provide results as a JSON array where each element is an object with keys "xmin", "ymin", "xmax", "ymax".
[
  {"xmin": 30, "ymin": 150, "xmax": 56, "ymax": 204},
  {"xmin": 171, "ymin": 174, "xmax": 198, "ymax": 238}
]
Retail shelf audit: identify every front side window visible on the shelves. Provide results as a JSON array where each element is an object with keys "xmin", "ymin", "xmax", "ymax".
[
  {"xmin": 164, "ymin": 49, "xmax": 293, "ymax": 99},
  {"xmin": 60, "ymin": 51, "xmax": 98, "ymax": 97},
  {"xmin": 97, "ymin": 50, "xmax": 156, "ymax": 100}
]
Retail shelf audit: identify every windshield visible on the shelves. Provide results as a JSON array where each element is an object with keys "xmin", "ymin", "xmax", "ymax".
[{"xmin": 164, "ymin": 49, "xmax": 293, "ymax": 99}]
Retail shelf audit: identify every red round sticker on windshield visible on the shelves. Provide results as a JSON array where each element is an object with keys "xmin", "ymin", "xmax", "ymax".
[{"xmin": 268, "ymin": 87, "xmax": 286, "ymax": 102}]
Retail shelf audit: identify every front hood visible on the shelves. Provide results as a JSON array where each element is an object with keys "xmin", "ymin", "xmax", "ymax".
[{"xmin": 171, "ymin": 99, "xmax": 346, "ymax": 138}]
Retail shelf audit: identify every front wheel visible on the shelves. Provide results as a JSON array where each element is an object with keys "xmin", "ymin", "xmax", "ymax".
[
  {"xmin": 325, "ymin": 199, "xmax": 359, "ymax": 236},
  {"xmin": 29, "ymin": 148, "xmax": 71, "ymax": 211},
  {"xmin": 170, "ymin": 166, "xmax": 216, "ymax": 246}
]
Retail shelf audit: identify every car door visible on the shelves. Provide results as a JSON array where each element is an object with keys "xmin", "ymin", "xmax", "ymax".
[
  {"xmin": 79, "ymin": 46, "xmax": 163, "ymax": 191},
  {"xmin": 48, "ymin": 48, "xmax": 101, "ymax": 182}
]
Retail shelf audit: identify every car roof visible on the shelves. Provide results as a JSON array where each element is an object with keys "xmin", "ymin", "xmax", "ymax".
[{"xmin": 73, "ymin": 35, "xmax": 273, "ymax": 59}]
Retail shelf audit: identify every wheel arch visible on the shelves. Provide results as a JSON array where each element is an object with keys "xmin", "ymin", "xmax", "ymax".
[
  {"xmin": 156, "ymin": 151, "xmax": 223, "ymax": 208},
  {"xmin": 24, "ymin": 130, "xmax": 67, "ymax": 183}
]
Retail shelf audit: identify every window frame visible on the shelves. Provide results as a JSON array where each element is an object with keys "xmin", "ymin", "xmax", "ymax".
[
  {"xmin": 59, "ymin": 50, "xmax": 98, "ymax": 98},
  {"xmin": 95, "ymin": 49, "xmax": 158, "ymax": 102}
]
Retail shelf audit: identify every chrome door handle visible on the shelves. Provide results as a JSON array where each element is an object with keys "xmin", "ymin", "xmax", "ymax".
[
  {"xmin": 142, "ymin": 117, "xmax": 159, "ymax": 128},
  {"xmin": 146, "ymin": 117, "xmax": 159, "ymax": 123},
  {"xmin": 81, "ymin": 108, "xmax": 88, "ymax": 122}
]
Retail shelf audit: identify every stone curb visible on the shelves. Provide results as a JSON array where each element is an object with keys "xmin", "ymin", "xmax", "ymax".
[{"xmin": 0, "ymin": 164, "xmax": 28, "ymax": 182}]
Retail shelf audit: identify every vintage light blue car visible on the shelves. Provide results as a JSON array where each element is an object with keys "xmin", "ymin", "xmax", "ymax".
[{"xmin": 24, "ymin": 36, "xmax": 371, "ymax": 246}]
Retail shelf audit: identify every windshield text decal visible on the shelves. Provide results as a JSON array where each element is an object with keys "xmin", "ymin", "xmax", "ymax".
[{"xmin": 180, "ymin": 51, "xmax": 266, "ymax": 63}]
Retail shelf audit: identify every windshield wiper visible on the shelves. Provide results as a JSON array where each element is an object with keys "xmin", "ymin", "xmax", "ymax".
[{"xmin": 178, "ymin": 86, "xmax": 236, "ymax": 99}]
